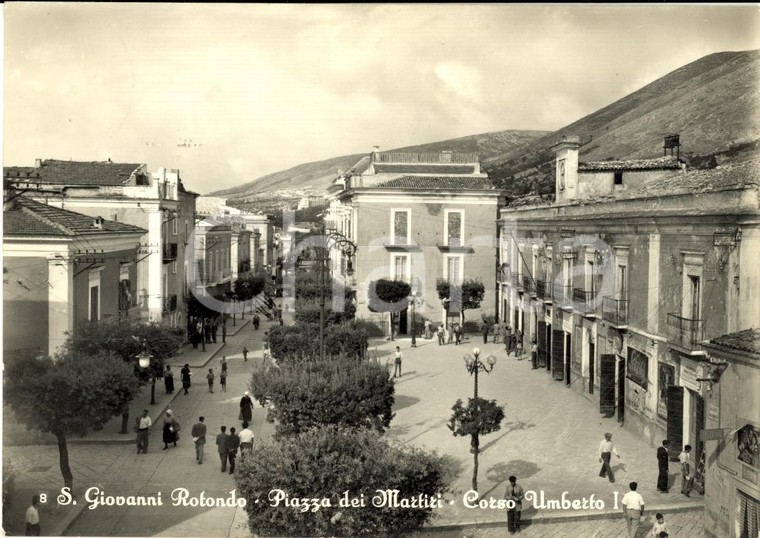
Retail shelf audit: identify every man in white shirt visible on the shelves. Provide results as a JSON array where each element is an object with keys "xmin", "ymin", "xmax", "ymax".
[
  {"xmin": 238, "ymin": 421, "xmax": 255, "ymax": 453},
  {"xmin": 621, "ymin": 481, "xmax": 645, "ymax": 538},
  {"xmin": 135, "ymin": 409, "xmax": 152, "ymax": 454},
  {"xmin": 679, "ymin": 444, "xmax": 694, "ymax": 497},
  {"xmin": 598, "ymin": 432, "xmax": 621, "ymax": 482},
  {"xmin": 25, "ymin": 495, "xmax": 41, "ymax": 536}
]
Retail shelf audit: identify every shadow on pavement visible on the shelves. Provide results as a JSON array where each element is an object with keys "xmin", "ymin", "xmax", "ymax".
[{"xmin": 395, "ymin": 395, "xmax": 421, "ymax": 412}]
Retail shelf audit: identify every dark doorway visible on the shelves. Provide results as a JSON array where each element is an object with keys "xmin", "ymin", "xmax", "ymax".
[
  {"xmin": 599, "ymin": 354, "xmax": 616, "ymax": 417},
  {"xmin": 537, "ymin": 320, "xmax": 547, "ymax": 368},
  {"xmin": 399, "ymin": 308, "xmax": 408, "ymax": 335},
  {"xmin": 552, "ymin": 329, "xmax": 564, "ymax": 380},
  {"xmin": 589, "ymin": 341, "xmax": 595, "ymax": 394},
  {"xmin": 617, "ymin": 356, "xmax": 625, "ymax": 423},
  {"xmin": 546, "ymin": 323, "xmax": 552, "ymax": 371},
  {"xmin": 565, "ymin": 332, "xmax": 572, "ymax": 386},
  {"xmin": 667, "ymin": 386, "xmax": 684, "ymax": 458}
]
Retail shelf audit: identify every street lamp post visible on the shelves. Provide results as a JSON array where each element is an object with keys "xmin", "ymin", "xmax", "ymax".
[
  {"xmin": 410, "ymin": 290, "xmax": 421, "ymax": 348},
  {"xmin": 317, "ymin": 222, "xmax": 357, "ymax": 361},
  {"xmin": 463, "ymin": 348, "xmax": 497, "ymax": 493},
  {"xmin": 136, "ymin": 345, "xmax": 156, "ymax": 405}
]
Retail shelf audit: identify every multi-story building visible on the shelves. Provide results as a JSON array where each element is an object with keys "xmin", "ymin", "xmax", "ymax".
[
  {"xmin": 497, "ymin": 136, "xmax": 760, "ymax": 462},
  {"xmin": 701, "ymin": 329, "xmax": 760, "ymax": 538},
  {"xmin": 326, "ymin": 147, "xmax": 503, "ymax": 335},
  {"xmin": 4, "ymin": 160, "xmax": 198, "ymax": 328},
  {"xmin": 3, "ymin": 196, "xmax": 146, "ymax": 356}
]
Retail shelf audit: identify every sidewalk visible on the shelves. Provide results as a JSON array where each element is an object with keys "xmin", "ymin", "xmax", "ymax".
[
  {"xmin": 71, "ymin": 320, "xmax": 249, "ymax": 445},
  {"xmin": 371, "ymin": 333, "xmax": 704, "ymax": 530}
]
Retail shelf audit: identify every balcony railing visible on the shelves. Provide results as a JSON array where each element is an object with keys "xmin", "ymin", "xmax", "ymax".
[
  {"xmin": 667, "ymin": 314, "xmax": 705, "ymax": 350},
  {"xmin": 510, "ymin": 273, "xmax": 523, "ymax": 290},
  {"xmin": 523, "ymin": 275, "xmax": 536, "ymax": 296},
  {"xmin": 573, "ymin": 288, "xmax": 598, "ymax": 316},
  {"xmin": 559, "ymin": 285, "xmax": 573, "ymax": 307},
  {"xmin": 536, "ymin": 279, "xmax": 552, "ymax": 301},
  {"xmin": 163, "ymin": 294, "xmax": 178, "ymax": 313},
  {"xmin": 603, "ymin": 297, "xmax": 629, "ymax": 326},
  {"xmin": 163, "ymin": 243, "xmax": 178, "ymax": 262}
]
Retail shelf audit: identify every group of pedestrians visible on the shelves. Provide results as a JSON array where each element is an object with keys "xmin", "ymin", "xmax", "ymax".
[
  {"xmin": 188, "ymin": 315, "xmax": 227, "ymax": 350},
  {"xmin": 596, "ymin": 431, "xmax": 693, "ymax": 537}
]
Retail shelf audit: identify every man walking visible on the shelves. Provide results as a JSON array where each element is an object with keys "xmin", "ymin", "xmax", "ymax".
[
  {"xmin": 192, "ymin": 417, "xmax": 207, "ymax": 464},
  {"xmin": 424, "ymin": 319, "xmax": 432, "ymax": 339},
  {"xmin": 253, "ymin": 313, "xmax": 260, "ymax": 330},
  {"xmin": 243, "ymin": 346, "xmax": 249, "ymax": 362},
  {"xmin": 493, "ymin": 321, "xmax": 501, "ymax": 344},
  {"xmin": 598, "ymin": 432, "xmax": 620, "ymax": 482},
  {"xmin": 135, "ymin": 409, "xmax": 152, "ymax": 454},
  {"xmin": 238, "ymin": 421, "xmax": 254, "ymax": 454},
  {"xmin": 25, "ymin": 495, "xmax": 41, "ymax": 536},
  {"xmin": 621, "ymin": 482, "xmax": 645, "ymax": 538},
  {"xmin": 504, "ymin": 475, "xmax": 524, "ymax": 534},
  {"xmin": 437, "ymin": 324, "xmax": 445, "ymax": 346},
  {"xmin": 679, "ymin": 444, "xmax": 694, "ymax": 497},
  {"xmin": 227, "ymin": 426, "xmax": 240, "ymax": 474},
  {"xmin": 481, "ymin": 320, "xmax": 490, "ymax": 344},
  {"xmin": 657, "ymin": 439, "xmax": 670, "ymax": 493},
  {"xmin": 216, "ymin": 426, "xmax": 230, "ymax": 473},
  {"xmin": 531, "ymin": 339, "xmax": 539, "ymax": 369},
  {"xmin": 505, "ymin": 326, "xmax": 513, "ymax": 355}
]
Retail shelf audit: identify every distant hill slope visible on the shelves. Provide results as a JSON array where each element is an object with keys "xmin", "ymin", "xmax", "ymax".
[
  {"xmin": 486, "ymin": 49, "xmax": 760, "ymax": 194},
  {"xmin": 210, "ymin": 130, "xmax": 549, "ymax": 200},
  {"xmin": 215, "ymin": 49, "xmax": 760, "ymax": 203}
]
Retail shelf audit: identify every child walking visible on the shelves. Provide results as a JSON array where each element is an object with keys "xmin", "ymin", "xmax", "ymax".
[{"xmin": 206, "ymin": 368, "xmax": 215, "ymax": 393}]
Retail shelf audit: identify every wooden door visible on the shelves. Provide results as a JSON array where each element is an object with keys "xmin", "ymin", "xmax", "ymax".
[
  {"xmin": 552, "ymin": 329, "xmax": 564, "ymax": 380},
  {"xmin": 546, "ymin": 323, "xmax": 552, "ymax": 371},
  {"xmin": 589, "ymin": 341, "xmax": 595, "ymax": 394},
  {"xmin": 565, "ymin": 332, "xmax": 572, "ymax": 386},
  {"xmin": 599, "ymin": 354, "xmax": 616, "ymax": 416},
  {"xmin": 667, "ymin": 386, "xmax": 684, "ymax": 457},
  {"xmin": 537, "ymin": 321, "xmax": 547, "ymax": 368},
  {"xmin": 617, "ymin": 356, "xmax": 625, "ymax": 423}
]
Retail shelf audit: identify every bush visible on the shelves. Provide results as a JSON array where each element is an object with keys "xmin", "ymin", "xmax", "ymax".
[
  {"xmin": 353, "ymin": 319, "xmax": 385, "ymax": 338},
  {"xmin": 235, "ymin": 425, "xmax": 451, "ymax": 537},
  {"xmin": 250, "ymin": 355, "xmax": 394, "ymax": 436},
  {"xmin": 293, "ymin": 298, "xmax": 356, "ymax": 325},
  {"xmin": 268, "ymin": 323, "xmax": 368, "ymax": 361}
]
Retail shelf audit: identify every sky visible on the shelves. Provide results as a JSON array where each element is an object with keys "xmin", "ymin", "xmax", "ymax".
[{"xmin": 4, "ymin": 3, "xmax": 760, "ymax": 194}]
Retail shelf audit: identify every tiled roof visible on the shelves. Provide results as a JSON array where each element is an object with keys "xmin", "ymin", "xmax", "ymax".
[
  {"xmin": 706, "ymin": 328, "xmax": 760, "ymax": 356},
  {"xmin": 579, "ymin": 156, "xmax": 681, "ymax": 172},
  {"xmin": 4, "ymin": 159, "xmax": 144, "ymax": 186},
  {"xmin": 3, "ymin": 197, "xmax": 147, "ymax": 238},
  {"xmin": 373, "ymin": 175, "xmax": 495, "ymax": 190},
  {"xmin": 373, "ymin": 164, "xmax": 477, "ymax": 174},
  {"xmin": 618, "ymin": 157, "xmax": 760, "ymax": 199}
]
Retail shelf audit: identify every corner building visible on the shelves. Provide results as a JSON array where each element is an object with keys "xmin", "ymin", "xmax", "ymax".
[
  {"xmin": 326, "ymin": 148, "xmax": 503, "ymax": 335},
  {"xmin": 497, "ymin": 136, "xmax": 760, "ymax": 463}
]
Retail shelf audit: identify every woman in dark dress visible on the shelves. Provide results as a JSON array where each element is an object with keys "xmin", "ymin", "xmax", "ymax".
[
  {"xmin": 162, "ymin": 410, "xmax": 180, "ymax": 450},
  {"xmin": 164, "ymin": 365, "xmax": 175, "ymax": 394},
  {"xmin": 240, "ymin": 391, "xmax": 253, "ymax": 423},
  {"xmin": 181, "ymin": 364, "xmax": 192, "ymax": 395}
]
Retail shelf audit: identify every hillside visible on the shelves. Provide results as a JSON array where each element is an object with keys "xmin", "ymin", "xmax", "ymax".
[
  {"xmin": 486, "ymin": 49, "xmax": 760, "ymax": 194},
  {"xmin": 216, "ymin": 49, "xmax": 760, "ymax": 205},
  {"xmin": 210, "ymin": 130, "xmax": 549, "ymax": 204}
]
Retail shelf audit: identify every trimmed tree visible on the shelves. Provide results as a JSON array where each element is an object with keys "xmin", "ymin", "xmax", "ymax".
[
  {"xmin": 368, "ymin": 279, "xmax": 411, "ymax": 340},
  {"xmin": 62, "ymin": 318, "xmax": 185, "ymax": 432},
  {"xmin": 250, "ymin": 355, "xmax": 393, "ymax": 436},
  {"xmin": 235, "ymin": 425, "xmax": 451, "ymax": 536},
  {"xmin": 268, "ymin": 323, "xmax": 368, "ymax": 362},
  {"xmin": 448, "ymin": 397, "xmax": 505, "ymax": 493},
  {"xmin": 436, "ymin": 278, "xmax": 486, "ymax": 327},
  {"xmin": 4, "ymin": 352, "xmax": 140, "ymax": 490}
]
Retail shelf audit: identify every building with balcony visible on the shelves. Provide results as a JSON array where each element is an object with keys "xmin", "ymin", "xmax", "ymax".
[
  {"xmin": 325, "ymin": 147, "xmax": 503, "ymax": 336},
  {"xmin": 701, "ymin": 329, "xmax": 760, "ymax": 538},
  {"xmin": 497, "ymin": 135, "xmax": 760, "ymax": 454},
  {"xmin": 4, "ymin": 160, "xmax": 198, "ymax": 329},
  {"xmin": 3, "ymin": 196, "xmax": 146, "ymax": 356}
]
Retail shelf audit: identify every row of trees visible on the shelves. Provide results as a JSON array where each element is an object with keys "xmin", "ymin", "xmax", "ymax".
[
  {"xmin": 4, "ymin": 318, "xmax": 185, "ymax": 490},
  {"xmin": 237, "ymin": 268, "xmax": 452, "ymax": 536}
]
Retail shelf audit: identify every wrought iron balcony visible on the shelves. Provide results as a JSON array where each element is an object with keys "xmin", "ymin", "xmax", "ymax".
[
  {"xmin": 559, "ymin": 285, "xmax": 574, "ymax": 308},
  {"xmin": 163, "ymin": 243, "xmax": 178, "ymax": 262},
  {"xmin": 602, "ymin": 297, "xmax": 629, "ymax": 327},
  {"xmin": 523, "ymin": 275, "xmax": 536, "ymax": 296},
  {"xmin": 510, "ymin": 273, "xmax": 523, "ymax": 290},
  {"xmin": 573, "ymin": 288, "xmax": 598, "ymax": 317},
  {"xmin": 163, "ymin": 294, "xmax": 178, "ymax": 313},
  {"xmin": 667, "ymin": 314, "xmax": 705, "ymax": 351},
  {"xmin": 535, "ymin": 279, "xmax": 551, "ymax": 301}
]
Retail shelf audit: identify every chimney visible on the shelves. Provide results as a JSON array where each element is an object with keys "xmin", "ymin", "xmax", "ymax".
[
  {"xmin": 93, "ymin": 216, "xmax": 104, "ymax": 229},
  {"xmin": 551, "ymin": 135, "xmax": 581, "ymax": 202},
  {"xmin": 35, "ymin": 159, "xmax": 42, "ymax": 168}
]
